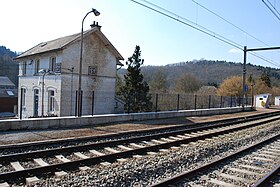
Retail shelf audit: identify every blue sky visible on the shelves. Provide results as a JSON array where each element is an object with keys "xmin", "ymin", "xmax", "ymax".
[{"xmin": 1, "ymin": 0, "xmax": 280, "ymax": 67}]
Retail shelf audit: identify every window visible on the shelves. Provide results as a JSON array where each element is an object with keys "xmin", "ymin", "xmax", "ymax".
[
  {"xmin": 34, "ymin": 59, "xmax": 40, "ymax": 74},
  {"xmin": 22, "ymin": 62, "xmax": 27, "ymax": 75},
  {"xmin": 49, "ymin": 57, "xmax": 56, "ymax": 72},
  {"xmin": 48, "ymin": 90, "xmax": 55, "ymax": 112},
  {"xmin": 33, "ymin": 89, "xmax": 39, "ymax": 117},
  {"xmin": 88, "ymin": 66, "xmax": 97, "ymax": 75},
  {"xmin": 21, "ymin": 88, "xmax": 26, "ymax": 106},
  {"xmin": 6, "ymin": 90, "xmax": 14, "ymax": 96}
]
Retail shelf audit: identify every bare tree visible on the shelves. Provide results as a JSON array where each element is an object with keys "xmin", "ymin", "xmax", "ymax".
[{"xmin": 174, "ymin": 74, "xmax": 201, "ymax": 93}]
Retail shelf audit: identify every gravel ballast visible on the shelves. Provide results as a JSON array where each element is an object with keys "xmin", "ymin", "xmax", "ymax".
[{"xmin": 26, "ymin": 119, "xmax": 280, "ymax": 187}]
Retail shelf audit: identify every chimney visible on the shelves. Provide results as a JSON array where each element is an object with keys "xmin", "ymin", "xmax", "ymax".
[{"xmin": 90, "ymin": 21, "xmax": 102, "ymax": 30}]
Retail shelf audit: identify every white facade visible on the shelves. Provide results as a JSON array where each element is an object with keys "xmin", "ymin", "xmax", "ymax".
[
  {"xmin": 275, "ymin": 96, "xmax": 280, "ymax": 107},
  {"xmin": 16, "ymin": 25, "xmax": 123, "ymax": 117},
  {"xmin": 255, "ymin": 94, "xmax": 271, "ymax": 108}
]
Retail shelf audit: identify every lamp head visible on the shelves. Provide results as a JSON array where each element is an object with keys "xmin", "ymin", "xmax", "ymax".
[
  {"xmin": 38, "ymin": 69, "xmax": 46, "ymax": 74},
  {"xmin": 39, "ymin": 69, "xmax": 53, "ymax": 74},
  {"xmin": 92, "ymin": 8, "xmax": 100, "ymax": 16}
]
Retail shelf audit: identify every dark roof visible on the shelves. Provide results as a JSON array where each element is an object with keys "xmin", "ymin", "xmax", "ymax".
[
  {"xmin": 0, "ymin": 76, "xmax": 15, "ymax": 87},
  {"xmin": 15, "ymin": 27, "xmax": 124, "ymax": 65}
]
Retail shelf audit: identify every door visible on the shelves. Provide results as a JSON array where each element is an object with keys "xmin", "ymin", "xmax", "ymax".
[{"xmin": 34, "ymin": 89, "xmax": 39, "ymax": 117}]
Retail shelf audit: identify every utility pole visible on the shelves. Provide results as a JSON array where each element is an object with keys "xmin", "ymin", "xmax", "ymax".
[
  {"xmin": 242, "ymin": 46, "xmax": 247, "ymax": 110},
  {"xmin": 242, "ymin": 45, "xmax": 280, "ymax": 111}
]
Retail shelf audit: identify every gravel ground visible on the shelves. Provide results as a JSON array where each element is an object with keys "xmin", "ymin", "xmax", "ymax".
[
  {"xmin": 0, "ymin": 109, "xmax": 276, "ymax": 145},
  {"xmin": 19, "ymin": 117, "xmax": 279, "ymax": 187},
  {"xmin": 188, "ymin": 138, "xmax": 280, "ymax": 186}
]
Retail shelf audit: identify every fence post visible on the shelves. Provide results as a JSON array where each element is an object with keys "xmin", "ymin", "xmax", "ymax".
[
  {"xmin": 220, "ymin": 96, "xmax": 223, "ymax": 108},
  {"xmin": 230, "ymin": 96, "xmax": 233, "ymax": 107},
  {"xmin": 75, "ymin": 90, "xmax": 78, "ymax": 116},
  {"xmin": 80, "ymin": 91, "xmax": 83, "ymax": 116},
  {"xmin": 208, "ymin": 95, "xmax": 211, "ymax": 109},
  {"xmin": 238, "ymin": 97, "xmax": 241, "ymax": 107},
  {"xmin": 19, "ymin": 88, "xmax": 23, "ymax": 119},
  {"xmin": 177, "ymin": 94, "xmax": 180, "ymax": 111},
  {"xmin": 127, "ymin": 94, "xmax": 131, "ymax": 114},
  {"xmin": 155, "ymin": 93, "xmax": 158, "ymax": 112},
  {"xmin": 194, "ymin": 95, "xmax": 197, "ymax": 110},
  {"xmin": 92, "ymin": 91, "xmax": 95, "ymax": 115}
]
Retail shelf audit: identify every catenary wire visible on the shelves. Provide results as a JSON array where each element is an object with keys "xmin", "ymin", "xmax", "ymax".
[
  {"xmin": 130, "ymin": 0, "xmax": 280, "ymax": 67},
  {"xmin": 267, "ymin": 0, "xmax": 280, "ymax": 18},
  {"xmin": 130, "ymin": 0, "xmax": 243, "ymax": 50},
  {"xmin": 192, "ymin": 0, "xmax": 271, "ymax": 47},
  {"xmin": 262, "ymin": 0, "xmax": 280, "ymax": 21},
  {"xmin": 192, "ymin": 0, "xmax": 280, "ymax": 66}
]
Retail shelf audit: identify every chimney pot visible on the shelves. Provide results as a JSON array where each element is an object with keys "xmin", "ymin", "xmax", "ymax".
[{"xmin": 90, "ymin": 21, "xmax": 102, "ymax": 30}]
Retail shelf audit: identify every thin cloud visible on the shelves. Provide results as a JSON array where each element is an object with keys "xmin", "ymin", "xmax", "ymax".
[{"xmin": 229, "ymin": 48, "xmax": 242, "ymax": 54}]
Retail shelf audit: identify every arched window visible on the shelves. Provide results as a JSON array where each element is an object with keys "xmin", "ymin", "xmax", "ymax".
[
  {"xmin": 21, "ymin": 88, "xmax": 26, "ymax": 106},
  {"xmin": 33, "ymin": 88, "xmax": 39, "ymax": 116},
  {"xmin": 34, "ymin": 59, "xmax": 40, "ymax": 75},
  {"xmin": 22, "ymin": 62, "xmax": 27, "ymax": 75},
  {"xmin": 49, "ymin": 57, "xmax": 56, "ymax": 72},
  {"xmin": 48, "ymin": 90, "xmax": 55, "ymax": 112}
]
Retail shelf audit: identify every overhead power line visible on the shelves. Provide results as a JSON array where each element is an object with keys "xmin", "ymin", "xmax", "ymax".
[
  {"xmin": 192, "ymin": 0, "xmax": 271, "ymax": 47},
  {"xmin": 131, "ymin": 0, "xmax": 243, "ymax": 50},
  {"xmin": 130, "ymin": 0, "xmax": 280, "ymax": 67},
  {"xmin": 192, "ymin": 0, "xmax": 280, "ymax": 67},
  {"xmin": 262, "ymin": 0, "xmax": 280, "ymax": 22}
]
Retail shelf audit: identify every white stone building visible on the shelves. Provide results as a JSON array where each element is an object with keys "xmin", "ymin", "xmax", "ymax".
[{"xmin": 15, "ymin": 23, "xmax": 123, "ymax": 117}]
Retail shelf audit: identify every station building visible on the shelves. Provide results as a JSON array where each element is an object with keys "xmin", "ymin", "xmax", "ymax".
[{"xmin": 15, "ymin": 23, "xmax": 123, "ymax": 118}]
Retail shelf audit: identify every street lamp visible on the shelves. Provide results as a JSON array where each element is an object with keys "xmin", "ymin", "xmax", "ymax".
[
  {"xmin": 248, "ymin": 73, "xmax": 255, "ymax": 109},
  {"xmin": 77, "ymin": 8, "xmax": 100, "ymax": 117},
  {"xmin": 39, "ymin": 68, "xmax": 54, "ymax": 117}
]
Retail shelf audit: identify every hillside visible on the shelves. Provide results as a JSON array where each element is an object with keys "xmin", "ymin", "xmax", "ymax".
[
  {"xmin": 118, "ymin": 59, "xmax": 280, "ymax": 90},
  {"xmin": 0, "ymin": 46, "xmax": 18, "ymax": 86}
]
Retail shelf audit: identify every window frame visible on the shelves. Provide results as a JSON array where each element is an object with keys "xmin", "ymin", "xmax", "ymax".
[
  {"xmin": 21, "ymin": 88, "xmax": 26, "ymax": 107},
  {"xmin": 49, "ymin": 57, "xmax": 56, "ymax": 72},
  {"xmin": 34, "ymin": 59, "xmax": 40, "ymax": 75},
  {"xmin": 48, "ymin": 90, "xmax": 55, "ymax": 112},
  {"xmin": 22, "ymin": 62, "xmax": 27, "ymax": 75}
]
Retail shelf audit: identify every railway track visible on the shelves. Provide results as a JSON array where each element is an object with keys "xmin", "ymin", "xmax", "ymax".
[
  {"xmin": 152, "ymin": 133, "xmax": 280, "ymax": 187},
  {"xmin": 0, "ymin": 112, "xmax": 279, "ymax": 186},
  {"xmin": 1, "ymin": 111, "xmax": 279, "ymax": 155},
  {"xmin": 254, "ymin": 164, "xmax": 280, "ymax": 187}
]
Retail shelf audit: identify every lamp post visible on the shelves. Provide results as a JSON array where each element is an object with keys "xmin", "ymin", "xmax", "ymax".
[
  {"xmin": 251, "ymin": 81, "xmax": 254, "ymax": 109},
  {"xmin": 39, "ymin": 69, "xmax": 54, "ymax": 117},
  {"xmin": 77, "ymin": 8, "xmax": 100, "ymax": 117},
  {"xmin": 248, "ymin": 73, "xmax": 255, "ymax": 109}
]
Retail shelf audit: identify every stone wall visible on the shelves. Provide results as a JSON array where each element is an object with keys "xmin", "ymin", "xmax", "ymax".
[
  {"xmin": 1, "ymin": 107, "xmax": 252, "ymax": 131},
  {"xmin": 60, "ymin": 32, "xmax": 118, "ymax": 116}
]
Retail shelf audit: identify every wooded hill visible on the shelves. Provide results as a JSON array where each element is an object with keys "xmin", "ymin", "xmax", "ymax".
[
  {"xmin": 117, "ymin": 60, "xmax": 280, "ymax": 92},
  {"xmin": 0, "ymin": 46, "xmax": 18, "ymax": 86},
  {"xmin": 1, "ymin": 44, "xmax": 280, "ymax": 91}
]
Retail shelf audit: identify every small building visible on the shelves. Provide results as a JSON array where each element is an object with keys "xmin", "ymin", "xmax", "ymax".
[
  {"xmin": 15, "ymin": 22, "xmax": 123, "ymax": 117},
  {"xmin": 274, "ymin": 96, "xmax": 280, "ymax": 107},
  {"xmin": 0, "ymin": 76, "xmax": 18, "ymax": 114},
  {"xmin": 255, "ymin": 94, "xmax": 271, "ymax": 108}
]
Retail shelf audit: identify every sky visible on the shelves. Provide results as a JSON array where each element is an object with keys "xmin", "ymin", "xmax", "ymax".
[{"xmin": 1, "ymin": 0, "xmax": 280, "ymax": 68}]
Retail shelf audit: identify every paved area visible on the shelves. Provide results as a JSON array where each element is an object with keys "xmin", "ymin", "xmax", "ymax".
[{"xmin": 0, "ymin": 108, "xmax": 278, "ymax": 145}]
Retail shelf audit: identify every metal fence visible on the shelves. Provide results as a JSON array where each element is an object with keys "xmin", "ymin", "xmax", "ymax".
[
  {"xmin": 18, "ymin": 88, "xmax": 253, "ymax": 118},
  {"xmin": 126, "ymin": 92, "xmax": 253, "ymax": 113}
]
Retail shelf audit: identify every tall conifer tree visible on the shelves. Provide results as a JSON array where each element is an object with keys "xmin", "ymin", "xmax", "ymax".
[{"xmin": 120, "ymin": 45, "xmax": 152, "ymax": 112}]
